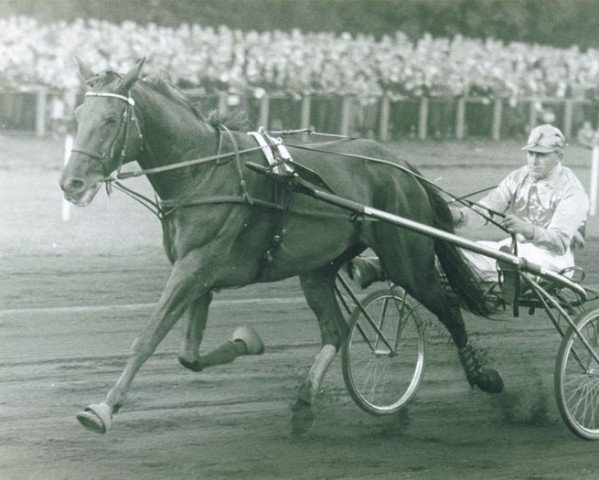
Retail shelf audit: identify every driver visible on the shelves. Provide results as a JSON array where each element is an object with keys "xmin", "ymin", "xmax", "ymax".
[{"xmin": 351, "ymin": 124, "xmax": 590, "ymax": 296}]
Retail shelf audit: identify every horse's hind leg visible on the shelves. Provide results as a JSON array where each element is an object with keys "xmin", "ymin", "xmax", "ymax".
[
  {"xmin": 375, "ymin": 234, "xmax": 503, "ymax": 393},
  {"xmin": 293, "ymin": 267, "xmax": 347, "ymax": 433},
  {"xmin": 409, "ymin": 278, "xmax": 503, "ymax": 393},
  {"xmin": 178, "ymin": 292, "xmax": 264, "ymax": 372}
]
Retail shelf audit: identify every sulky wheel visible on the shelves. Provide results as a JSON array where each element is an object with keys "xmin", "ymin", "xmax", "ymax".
[
  {"xmin": 342, "ymin": 287, "xmax": 426, "ymax": 415},
  {"xmin": 555, "ymin": 307, "xmax": 599, "ymax": 440}
]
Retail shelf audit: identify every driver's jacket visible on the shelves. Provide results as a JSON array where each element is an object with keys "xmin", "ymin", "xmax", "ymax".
[{"xmin": 461, "ymin": 164, "xmax": 589, "ymax": 256}]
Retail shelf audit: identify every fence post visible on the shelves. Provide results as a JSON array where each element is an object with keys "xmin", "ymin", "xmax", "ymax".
[
  {"xmin": 340, "ymin": 96, "xmax": 352, "ymax": 136},
  {"xmin": 35, "ymin": 89, "xmax": 48, "ymax": 137},
  {"xmin": 528, "ymin": 100, "xmax": 537, "ymax": 131},
  {"xmin": 418, "ymin": 97, "xmax": 429, "ymax": 140},
  {"xmin": 62, "ymin": 134, "xmax": 74, "ymax": 221},
  {"xmin": 455, "ymin": 97, "xmax": 466, "ymax": 139},
  {"xmin": 258, "ymin": 94, "xmax": 269, "ymax": 128},
  {"xmin": 564, "ymin": 99, "xmax": 574, "ymax": 139},
  {"xmin": 300, "ymin": 95, "xmax": 311, "ymax": 129},
  {"xmin": 65, "ymin": 89, "xmax": 78, "ymax": 121},
  {"xmin": 591, "ymin": 145, "xmax": 599, "ymax": 216},
  {"xmin": 217, "ymin": 92, "xmax": 228, "ymax": 115},
  {"xmin": 379, "ymin": 95, "xmax": 390, "ymax": 141},
  {"xmin": 492, "ymin": 98, "xmax": 503, "ymax": 140}
]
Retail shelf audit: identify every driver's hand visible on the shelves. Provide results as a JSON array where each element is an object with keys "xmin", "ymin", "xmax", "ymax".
[
  {"xmin": 450, "ymin": 207, "xmax": 465, "ymax": 227},
  {"xmin": 501, "ymin": 214, "xmax": 534, "ymax": 239}
]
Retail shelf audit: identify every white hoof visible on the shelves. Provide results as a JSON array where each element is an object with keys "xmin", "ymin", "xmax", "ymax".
[
  {"xmin": 76, "ymin": 402, "xmax": 112, "ymax": 434},
  {"xmin": 231, "ymin": 326, "xmax": 265, "ymax": 355}
]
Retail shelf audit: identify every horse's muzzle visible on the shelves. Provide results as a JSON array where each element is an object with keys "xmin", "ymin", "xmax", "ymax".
[{"xmin": 60, "ymin": 176, "xmax": 102, "ymax": 206}]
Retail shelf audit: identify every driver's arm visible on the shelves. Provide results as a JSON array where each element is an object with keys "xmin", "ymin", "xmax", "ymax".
[
  {"xmin": 528, "ymin": 187, "xmax": 589, "ymax": 255},
  {"xmin": 452, "ymin": 172, "xmax": 515, "ymax": 228}
]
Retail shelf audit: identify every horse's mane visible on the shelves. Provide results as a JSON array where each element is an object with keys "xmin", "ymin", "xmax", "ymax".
[
  {"xmin": 206, "ymin": 108, "xmax": 250, "ymax": 131},
  {"xmin": 143, "ymin": 71, "xmax": 207, "ymax": 120},
  {"xmin": 143, "ymin": 71, "xmax": 250, "ymax": 130},
  {"xmin": 87, "ymin": 69, "xmax": 250, "ymax": 131}
]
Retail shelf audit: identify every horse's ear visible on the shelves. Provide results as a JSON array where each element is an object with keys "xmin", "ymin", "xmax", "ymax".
[
  {"xmin": 119, "ymin": 58, "xmax": 146, "ymax": 92},
  {"xmin": 75, "ymin": 56, "xmax": 95, "ymax": 83}
]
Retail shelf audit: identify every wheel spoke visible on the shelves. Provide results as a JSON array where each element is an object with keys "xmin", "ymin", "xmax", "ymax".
[
  {"xmin": 373, "ymin": 298, "xmax": 389, "ymax": 352},
  {"xmin": 569, "ymin": 377, "xmax": 592, "ymax": 419}
]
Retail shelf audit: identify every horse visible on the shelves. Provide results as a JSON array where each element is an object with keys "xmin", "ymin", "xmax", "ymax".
[{"xmin": 59, "ymin": 58, "xmax": 503, "ymax": 434}]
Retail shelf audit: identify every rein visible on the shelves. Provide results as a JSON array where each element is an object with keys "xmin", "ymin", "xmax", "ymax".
[
  {"xmin": 115, "ymin": 144, "xmax": 265, "ymax": 180},
  {"xmin": 114, "ymin": 128, "xmax": 353, "ymax": 180},
  {"xmin": 74, "ymin": 94, "xmax": 503, "ymax": 233},
  {"xmin": 283, "ymin": 142, "xmax": 509, "ymax": 232}
]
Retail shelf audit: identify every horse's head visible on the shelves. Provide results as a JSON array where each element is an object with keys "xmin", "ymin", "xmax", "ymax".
[{"xmin": 59, "ymin": 58, "xmax": 145, "ymax": 206}]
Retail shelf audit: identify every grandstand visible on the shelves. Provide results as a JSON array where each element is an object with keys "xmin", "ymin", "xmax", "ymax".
[{"xmin": 2, "ymin": 16, "xmax": 599, "ymax": 140}]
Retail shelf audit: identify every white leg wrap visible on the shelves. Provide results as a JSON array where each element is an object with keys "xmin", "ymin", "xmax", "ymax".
[{"xmin": 298, "ymin": 344, "xmax": 337, "ymax": 405}]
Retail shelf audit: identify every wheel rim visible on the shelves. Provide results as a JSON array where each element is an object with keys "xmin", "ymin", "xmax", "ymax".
[
  {"xmin": 344, "ymin": 291, "xmax": 425, "ymax": 414},
  {"xmin": 558, "ymin": 310, "xmax": 599, "ymax": 438}
]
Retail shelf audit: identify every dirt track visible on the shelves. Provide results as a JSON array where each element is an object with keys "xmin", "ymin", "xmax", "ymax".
[{"xmin": 2, "ymin": 135, "xmax": 599, "ymax": 479}]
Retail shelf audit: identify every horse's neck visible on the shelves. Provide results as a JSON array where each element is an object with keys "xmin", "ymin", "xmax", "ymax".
[{"xmin": 134, "ymin": 88, "xmax": 217, "ymax": 199}]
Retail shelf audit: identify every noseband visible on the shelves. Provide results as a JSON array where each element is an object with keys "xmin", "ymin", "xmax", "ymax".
[{"xmin": 71, "ymin": 92, "xmax": 143, "ymax": 177}]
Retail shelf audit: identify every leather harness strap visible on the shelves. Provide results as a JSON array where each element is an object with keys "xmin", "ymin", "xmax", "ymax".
[{"xmin": 247, "ymin": 128, "xmax": 296, "ymax": 280}]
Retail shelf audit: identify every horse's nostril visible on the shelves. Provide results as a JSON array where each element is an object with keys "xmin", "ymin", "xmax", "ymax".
[{"xmin": 63, "ymin": 178, "xmax": 86, "ymax": 192}]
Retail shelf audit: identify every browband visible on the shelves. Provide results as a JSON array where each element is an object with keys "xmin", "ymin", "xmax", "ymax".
[{"xmin": 85, "ymin": 92, "xmax": 135, "ymax": 105}]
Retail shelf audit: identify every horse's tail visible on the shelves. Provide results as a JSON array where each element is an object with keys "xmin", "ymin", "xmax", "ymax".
[{"xmin": 409, "ymin": 165, "xmax": 494, "ymax": 317}]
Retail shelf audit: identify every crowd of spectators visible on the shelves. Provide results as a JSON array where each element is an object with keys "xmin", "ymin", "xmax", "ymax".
[{"xmin": 3, "ymin": 15, "xmax": 599, "ymax": 103}]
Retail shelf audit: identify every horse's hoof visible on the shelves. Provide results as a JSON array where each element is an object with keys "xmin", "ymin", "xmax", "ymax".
[
  {"xmin": 471, "ymin": 368, "xmax": 504, "ymax": 394},
  {"xmin": 178, "ymin": 356, "xmax": 204, "ymax": 372},
  {"xmin": 458, "ymin": 345, "xmax": 503, "ymax": 394},
  {"xmin": 290, "ymin": 400, "xmax": 314, "ymax": 435},
  {"xmin": 231, "ymin": 326, "xmax": 265, "ymax": 355},
  {"xmin": 297, "ymin": 379, "xmax": 317, "ymax": 405},
  {"xmin": 76, "ymin": 402, "xmax": 112, "ymax": 434}
]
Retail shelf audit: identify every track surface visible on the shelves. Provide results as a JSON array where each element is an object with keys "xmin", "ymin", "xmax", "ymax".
[{"xmin": 2, "ymin": 135, "xmax": 599, "ymax": 479}]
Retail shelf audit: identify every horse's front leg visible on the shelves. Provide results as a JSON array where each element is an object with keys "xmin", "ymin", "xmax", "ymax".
[
  {"xmin": 177, "ymin": 292, "xmax": 212, "ymax": 370},
  {"xmin": 76, "ymin": 250, "xmax": 208, "ymax": 434},
  {"xmin": 178, "ymin": 292, "xmax": 264, "ymax": 372}
]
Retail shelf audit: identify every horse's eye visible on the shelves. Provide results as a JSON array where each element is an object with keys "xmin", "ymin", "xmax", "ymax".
[{"xmin": 105, "ymin": 116, "xmax": 119, "ymax": 125}]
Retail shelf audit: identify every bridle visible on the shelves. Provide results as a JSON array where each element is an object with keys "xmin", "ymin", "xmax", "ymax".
[
  {"xmin": 68, "ymin": 88, "xmax": 266, "ymax": 219},
  {"xmin": 71, "ymin": 92, "xmax": 143, "ymax": 177}
]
